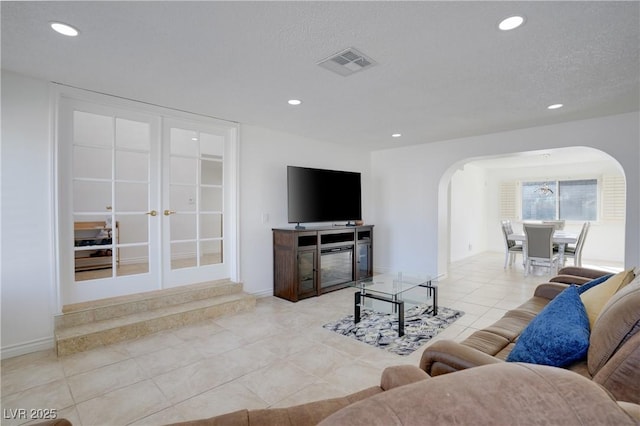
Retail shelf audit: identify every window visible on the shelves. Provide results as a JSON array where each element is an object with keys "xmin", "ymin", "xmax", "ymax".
[{"xmin": 522, "ymin": 179, "xmax": 597, "ymax": 221}]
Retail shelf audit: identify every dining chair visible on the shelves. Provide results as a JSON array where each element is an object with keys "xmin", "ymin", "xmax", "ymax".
[
  {"xmin": 501, "ymin": 220, "xmax": 523, "ymax": 269},
  {"xmin": 563, "ymin": 222, "xmax": 590, "ymax": 267},
  {"xmin": 542, "ymin": 220, "xmax": 565, "ymax": 231},
  {"xmin": 523, "ymin": 224, "xmax": 559, "ymax": 276}
]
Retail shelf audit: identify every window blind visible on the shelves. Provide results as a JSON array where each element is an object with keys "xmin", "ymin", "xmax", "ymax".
[
  {"xmin": 601, "ymin": 175, "xmax": 625, "ymax": 221},
  {"xmin": 500, "ymin": 181, "xmax": 517, "ymax": 219}
]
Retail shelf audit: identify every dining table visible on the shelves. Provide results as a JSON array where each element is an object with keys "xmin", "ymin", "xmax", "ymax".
[{"xmin": 507, "ymin": 231, "xmax": 578, "ymax": 271}]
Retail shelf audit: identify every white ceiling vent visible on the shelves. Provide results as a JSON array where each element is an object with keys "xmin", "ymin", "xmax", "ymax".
[{"xmin": 317, "ymin": 47, "xmax": 377, "ymax": 76}]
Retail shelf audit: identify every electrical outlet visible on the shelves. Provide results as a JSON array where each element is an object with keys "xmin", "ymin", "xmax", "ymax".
[
  {"xmin": 261, "ymin": 213, "xmax": 269, "ymax": 224},
  {"xmin": 468, "ymin": 244, "xmax": 473, "ymax": 251}
]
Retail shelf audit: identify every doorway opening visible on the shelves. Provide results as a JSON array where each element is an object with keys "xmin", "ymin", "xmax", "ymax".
[{"xmin": 439, "ymin": 147, "xmax": 626, "ymax": 274}]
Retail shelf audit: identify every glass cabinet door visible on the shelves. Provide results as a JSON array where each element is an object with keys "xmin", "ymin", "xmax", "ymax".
[
  {"xmin": 297, "ymin": 250, "xmax": 316, "ymax": 296},
  {"xmin": 356, "ymin": 243, "xmax": 372, "ymax": 280}
]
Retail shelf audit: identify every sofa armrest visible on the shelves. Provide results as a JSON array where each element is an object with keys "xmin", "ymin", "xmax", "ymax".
[
  {"xmin": 556, "ymin": 267, "xmax": 611, "ymax": 280},
  {"xmin": 380, "ymin": 365, "xmax": 430, "ymax": 390},
  {"xmin": 550, "ymin": 275, "xmax": 595, "ymax": 285},
  {"xmin": 533, "ymin": 283, "xmax": 570, "ymax": 300},
  {"xmin": 164, "ymin": 410, "xmax": 249, "ymax": 425},
  {"xmin": 419, "ymin": 340, "xmax": 503, "ymax": 376},
  {"xmin": 165, "ymin": 387, "xmax": 384, "ymax": 426}
]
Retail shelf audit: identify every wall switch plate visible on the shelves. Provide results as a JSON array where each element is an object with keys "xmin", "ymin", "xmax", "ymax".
[{"xmin": 261, "ymin": 213, "xmax": 269, "ymax": 224}]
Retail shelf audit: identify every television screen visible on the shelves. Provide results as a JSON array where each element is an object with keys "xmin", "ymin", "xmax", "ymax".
[{"xmin": 287, "ymin": 166, "xmax": 362, "ymax": 225}]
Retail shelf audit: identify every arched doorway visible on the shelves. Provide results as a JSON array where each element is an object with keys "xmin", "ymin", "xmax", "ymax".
[{"xmin": 438, "ymin": 147, "xmax": 626, "ymax": 274}]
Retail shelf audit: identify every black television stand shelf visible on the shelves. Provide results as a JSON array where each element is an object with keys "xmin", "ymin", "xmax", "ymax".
[{"xmin": 272, "ymin": 225, "xmax": 373, "ymax": 302}]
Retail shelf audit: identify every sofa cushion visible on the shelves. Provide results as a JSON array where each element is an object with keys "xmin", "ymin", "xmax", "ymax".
[
  {"xmin": 513, "ymin": 296, "xmax": 552, "ymax": 315},
  {"xmin": 483, "ymin": 314, "xmax": 533, "ymax": 342},
  {"xmin": 462, "ymin": 330, "xmax": 510, "ymax": 356},
  {"xmin": 576, "ymin": 273, "xmax": 614, "ymax": 294},
  {"xmin": 580, "ymin": 269, "xmax": 635, "ymax": 328},
  {"xmin": 506, "ymin": 285, "xmax": 590, "ymax": 367},
  {"xmin": 495, "ymin": 343, "xmax": 516, "ymax": 361},
  {"xmin": 588, "ymin": 275, "xmax": 640, "ymax": 377}
]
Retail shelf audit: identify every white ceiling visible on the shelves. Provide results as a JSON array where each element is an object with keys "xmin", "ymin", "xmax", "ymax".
[
  {"xmin": 2, "ymin": 1, "xmax": 639, "ymax": 151},
  {"xmin": 467, "ymin": 146, "xmax": 619, "ymax": 169}
]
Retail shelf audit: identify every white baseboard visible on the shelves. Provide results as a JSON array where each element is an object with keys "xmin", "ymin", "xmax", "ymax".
[
  {"xmin": 1, "ymin": 336, "xmax": 55, "ymax": 360},
  {"xmin": 251, "ymin": 288, "xmax": 274, "ymax": 298}
]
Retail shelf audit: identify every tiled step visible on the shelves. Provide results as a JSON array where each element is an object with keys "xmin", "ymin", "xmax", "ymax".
[
  {"xmin": 54, "ymin": 280, "xmax": 256, "ymax": 356},
  {"xmin": 56, "ymin": 279, "xmax": 244, "ymax": 329}
]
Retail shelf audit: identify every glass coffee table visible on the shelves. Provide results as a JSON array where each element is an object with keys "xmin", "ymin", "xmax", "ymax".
[{"xmin": 349, "ymin": 273, "xmax": 439, "ymax": 337}]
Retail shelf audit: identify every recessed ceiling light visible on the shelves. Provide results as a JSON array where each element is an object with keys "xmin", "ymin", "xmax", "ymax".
[
  {"xmin": 50, "ymin": 22, "xmax": 79, "ymax": 37},
  {"xmin": 391, "ymin": 133, "xmax": 402, "ymax": 138},
  {"xmin": 547, "ymin": 103, "xmax": 564, "ymax": 110},
  {"xmin": 498, "ymin": 16, "xmax": 525, "ymax": 31},
  {"xmin": 288, "ymin": 99, "xmax": 302, "ymax": 106}
]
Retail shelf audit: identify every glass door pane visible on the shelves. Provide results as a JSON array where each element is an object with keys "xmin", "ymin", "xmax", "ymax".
[
  {"xmin": 298, "ymin": 251, "xmax": 316, "ymax": 295},
  {"xmin": 72, "ymin": 110, "xmax": 115, "ymax": 282},
  {"xmin": 162, "ymin": 118, "xmax": 232, "ymax": 287},
  {"xmin": 167, "ymin": 127, "xmax": 224, "ymax": 271},
  {"xmin": 356, "ymin": 243, "xmax": 371, "ymax": 279},
  {"xmin": 113, "ymin": 117, "xmax": 152, "ymax": 278},
  {"xmin": 72, "ymin": 111, "xmax": 154, "ymax": 283}
]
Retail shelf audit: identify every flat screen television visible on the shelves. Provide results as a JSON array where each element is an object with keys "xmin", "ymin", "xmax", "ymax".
[{"xmin": 287, "ymin": 166, "xmax": 362, "ymax": 228}]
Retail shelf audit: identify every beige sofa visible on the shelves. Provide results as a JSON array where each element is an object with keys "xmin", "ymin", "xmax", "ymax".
[
  {"xmin": 319, "ymin": 363, "xmax": 640, "ymax": 426},
  {"xmin": 37, "ymin": 361, "xmax": 640, "ymax": 426},
  {"xmin": 420, "ymin": 266, "xmax": 640, "ymax": 403},
  {"xmin": 166, "ymin": 363, "xmax": 640, "ymax": 425}
]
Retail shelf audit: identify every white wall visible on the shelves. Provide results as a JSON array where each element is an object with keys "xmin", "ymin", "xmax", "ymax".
[
  {"xmin": 1, "ymin": 71, "xmax": 57, "ymax": 357},
  {"xmin": 239, "ymin": 124, "xmax": 372, "ymax": 296},
  {"xmin": 371, "ymin": 112, "xmax": 640, "ymax": 276},
  {"xmin": 449, "ymin": 164, "xmax": 487, "ymax": 261}
]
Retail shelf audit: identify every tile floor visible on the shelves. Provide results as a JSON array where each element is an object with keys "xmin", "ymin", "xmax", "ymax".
[{"xmin": 1, "ymin": 252, "xmax": 622, "ymax": 426}]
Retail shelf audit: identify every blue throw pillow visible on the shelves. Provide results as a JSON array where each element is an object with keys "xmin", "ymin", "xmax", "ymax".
[
  {"xmin": 576, "ymin": 274, "xmax": 613, "ymax": 294},
  {"xmin": 507, "ymin": 285, "xmax": 590, "ymax": 367}
]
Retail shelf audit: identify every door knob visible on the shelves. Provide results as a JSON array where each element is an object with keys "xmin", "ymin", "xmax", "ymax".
[
  {"xmin": 164, "ymin": 210, "xmax": 176, "ymax": 216},
  {"xmin": 146, "ymin": 210, "xmax": 158, "ymax": 216}
]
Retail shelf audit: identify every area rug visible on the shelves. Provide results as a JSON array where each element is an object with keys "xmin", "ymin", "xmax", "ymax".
[{"xmin": 323, "ymin": 304, "xmax": 464, "ymax": 356}]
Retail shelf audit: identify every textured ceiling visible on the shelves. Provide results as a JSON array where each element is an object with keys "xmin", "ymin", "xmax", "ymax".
[{"xmin": 2, "ymin": 1, "xmax": 639, "ymax": 151}]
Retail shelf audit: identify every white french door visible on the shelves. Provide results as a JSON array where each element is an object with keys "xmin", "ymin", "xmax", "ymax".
[
  {"xmin": 162, "ymin": 118, "xmax": 234, "ymax": 287},
  {"xmin": 58, "ymin": 98, "xmax": 161, "ymax": 303},
  {"xmin": 57, "ymin": 94, "xmax": 237, "ymax": 305}
]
